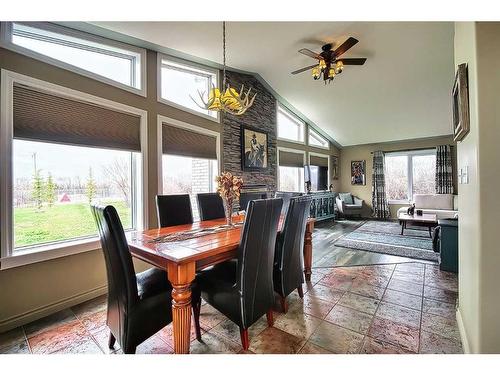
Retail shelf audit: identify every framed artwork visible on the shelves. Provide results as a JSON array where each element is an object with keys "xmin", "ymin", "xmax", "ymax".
[
  {"xmin": 331, "ymin": 155, "xmax": 339, "ymax": 180},
  {"xmin": 452, "ymin": 63, "xmax": 470, "ymax": 142},
  {"xmin": 351, "ymin": 160, "xmax": 366, "ymax": 185},
  {"xmin": 241, "ymin": 126, "xmax": 268, "ymax": 170}
]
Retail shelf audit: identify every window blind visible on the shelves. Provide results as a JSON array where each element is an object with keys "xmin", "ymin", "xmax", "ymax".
[
  {"xmin": 13, "ymin": 84, "xmax": 141, "ymax": 151},
  {"xmin": 279, "ymin": 150, "xmax": 304, "ymax": 168},
  {"xmin": 162, "ymin": 123, "xmax": 217, "ymax": 160},
  {"xmin": 309, "ymin": 154, "xmax": 329, "ymax": 167}
]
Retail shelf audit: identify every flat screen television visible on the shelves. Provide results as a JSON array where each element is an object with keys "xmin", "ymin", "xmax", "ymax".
[{"xmin": 304, "ymin": 165, "xmax": 328, "ymax": 191}]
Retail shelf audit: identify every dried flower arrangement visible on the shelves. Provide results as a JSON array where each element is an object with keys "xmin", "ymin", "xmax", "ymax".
[{"xmin": 215, "ymin": 172, "xmax": 243, "ymax": 226}]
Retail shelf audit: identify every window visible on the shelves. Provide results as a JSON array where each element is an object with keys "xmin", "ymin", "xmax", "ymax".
[
  {"xmin": 2, "ymin": 22, "xmax": 145, "ymax": 94},
  {"xmin": 159, "ymin": 56, "xmax": 219, "ymax": 120},
  {"xmin": 278, "ymin": 166, "xmax": 304, "ymax": 192},
  {"xmin": 308, "ymin": 128, "xmax": 329, "ymax": 149},
  {"xmin": 162, "ymin": 155, "xmax": 219, "ymax": 221},
  {"xmin": 277, "ymin": 104, "xmax": 305, "ymax": 143},
  {"xmin": 385, "ymin": 150, "xmax": 436, "ymax": 203}
]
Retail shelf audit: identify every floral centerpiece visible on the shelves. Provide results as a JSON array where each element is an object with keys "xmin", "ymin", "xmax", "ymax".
[{"xmin": 216, "ymin": 172, "xmax": 243, "ymax": 226}]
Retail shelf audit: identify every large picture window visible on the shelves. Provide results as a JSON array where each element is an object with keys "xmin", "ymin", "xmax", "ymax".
[
  {"xmin": 385, "ymin": 150, "xmax": 436, "ymax": 203},
  {"xmin": 278, "ymin": 148, "xmax": 305, "ymax": 192},
  {"xmin": 1, "ymin": 22, "xmax": 145, "ymax": 94},
  {"xmin": 159, "ymin": 56, "xmax": 219, "ymax": 120},
  {"xmin": 277, "ymin": 104, "xmax": 305, "ymax": 143}
]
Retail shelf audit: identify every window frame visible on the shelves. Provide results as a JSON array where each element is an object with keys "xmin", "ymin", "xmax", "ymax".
[
  {"xmin": 157, "ymin": 54, "xmax": 221, "ymax": 123},
  {"xmin": 308, "ymin": 151, "xmax": 331, "ymax": 189},
  {"xmin": 384, "ymin": 149, "xmax": 437, "ymax": 205},
  {"xmin": 308, "ymin": 127, "xmax": 330, "ymax": 150},
  {"xmin": 156, "ymin": 114, "xmax": 221, "ymax": 205},
  {"xmin": 277, "ymin": 147, "xmax": 306, "ymax": 192},
  {"xmin": 0, "ymin": 69, "xmax": 149, "ymax": 270},
  {"xmin": 0, "ymin": 22, "xmax": 147, "ymax": 97},
  {"xmin": 276, "ymin": 103, "xmax": 306, "ymax": 144}
]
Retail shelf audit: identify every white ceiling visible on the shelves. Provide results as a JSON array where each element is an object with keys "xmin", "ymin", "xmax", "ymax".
[{"xmin": 93, "ymin": 22, "xmax": 455, "ymax": 146}]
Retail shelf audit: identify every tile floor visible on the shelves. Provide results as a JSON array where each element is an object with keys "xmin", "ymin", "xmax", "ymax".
[{"xmin": 0, "ymin": 262, "xmax": 462, "ymax": 354}]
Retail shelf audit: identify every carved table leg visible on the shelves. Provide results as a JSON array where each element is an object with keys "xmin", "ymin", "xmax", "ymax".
[
  {"xmin": 167, "ymin": 261, "xmax": 196, "ymax": 354},
  {"xmin": 303, "ymin": 221, "xmax": 314, "ymax": 282}
]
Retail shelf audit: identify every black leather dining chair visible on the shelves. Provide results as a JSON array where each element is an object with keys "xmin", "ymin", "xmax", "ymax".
[
  {"xmin": 91, "ymin": 204, "xmax": 176, "ymax": 354},
  {"xmin": 197, "ymin": 192, "xmax": 225, "ymax": 221},
  {"xmin": 238, "ymin": 192, "xmax": 267, "ymax": 212},
  {"xmin": 273, "ymin": 196, "xmax": 312, "ymax": 313},
  {"xmin": 192, "ymin": 198, "xmax": 283, "ymax": 350},
  {"xmin": 156, "ymin": 194, "xmax": 193, "ymax": 227}
]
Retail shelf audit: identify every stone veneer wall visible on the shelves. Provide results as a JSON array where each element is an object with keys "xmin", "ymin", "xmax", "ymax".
[{"xmin": 222, "ymin": 71, "xmax": 277, "ymax": 193}]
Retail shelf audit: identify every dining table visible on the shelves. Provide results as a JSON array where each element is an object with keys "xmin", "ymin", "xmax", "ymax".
[{"xmin": 126, "ymin": 214, "xmax": 315, "ymax": 354}]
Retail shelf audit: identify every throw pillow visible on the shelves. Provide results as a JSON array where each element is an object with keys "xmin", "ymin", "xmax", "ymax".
[{"xmin": 339, "ymin": 193, "xmax": 354, "ymax": 204}]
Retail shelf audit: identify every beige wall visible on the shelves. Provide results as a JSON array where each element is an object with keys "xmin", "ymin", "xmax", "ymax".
[
  {"xmin": 339, "ymin": 136, "xmax": 456, "ymax": 217},
  {"xmin": 455, "ymin": 22, "xmax": 500, "ymax": 354}
]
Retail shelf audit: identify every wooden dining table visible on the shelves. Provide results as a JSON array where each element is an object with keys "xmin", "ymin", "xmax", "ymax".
[{"xmin": 126, "ymin": 214, "xmax": 315, "ymax": 354}]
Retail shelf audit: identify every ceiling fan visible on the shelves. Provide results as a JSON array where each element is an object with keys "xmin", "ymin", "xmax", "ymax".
[{"xmin": 292, "ymin": 37, "xmax": 367, "ymax": 83}]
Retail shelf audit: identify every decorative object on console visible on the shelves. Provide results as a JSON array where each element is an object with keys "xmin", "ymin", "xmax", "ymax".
[
  {"xmin": 241, "ymin": 126, "xmax": 268, "ymax": 170},
  {"xmin": 436, "ymin": 145, "xmax": 454, "ymax": 194},
  {"xmin": 452, "ymin": 63, "xmax": 470, "ymax": 142},
  {"xmin": 329, "ymin": 184, "xmax": 334, "ymax": 192},
  {"xmin": 351, "ymin": 160, "xmax": 366, "ymax": 185},
  {"xmin": 305, "ymin": 180, "xmax": 312, "ymax": 193},
  {"xmin": 216, "ymin": 172, "xmax": 243, "ymax": 226},
  {"xmin": 191, "ymin": 22, "xmax": 256, "ymax": 115}
]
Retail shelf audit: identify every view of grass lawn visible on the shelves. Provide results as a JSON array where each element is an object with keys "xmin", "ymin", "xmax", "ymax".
[{"xmin": 14, "ymin": 201, "xmax": 131, "ymax": 248}]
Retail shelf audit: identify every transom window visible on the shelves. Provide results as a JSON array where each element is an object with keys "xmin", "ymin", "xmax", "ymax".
[
  {"xmin": 277, "ymin": 104, "xmax": 305, "ymax": 143},
  {"xmin": 159, "ymin": 56, "xmax": 219, "ymax": 120},
  {"xmin": 385, "ymin": 150, "xmax": 437, "ymax": 203},
  {"xmin": 2, "ymin": 22, "xmax": 145, "ymax": 94},
  {"xmin": 308, "ymin": 128, "xmax": 329, "ymax": 149}
]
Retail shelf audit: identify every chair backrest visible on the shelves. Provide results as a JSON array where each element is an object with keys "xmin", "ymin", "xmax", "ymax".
[
  {"xmin": 236, "ymin": 198, "xmax": 282, "ymax": 328},
  {"xmin": 197, "ymin": 192, "xmax": 225, "ymax": 221},
  {"xmin": 156, "ymin": 194, "xmax": 193, "ymax": 227},
  {"xmin": 91, "ymin": 205, "xmax": 138, "ymax": 340},
  {"xmin": 274, "ymin": 191, "xmax": 295, "ymax": 216},
  {"xmin": 274, "ymin": 196, "xmax": 312, "ymax": 297},
  {"xmin": 238, "ymin": 192, "xmax": 268, "ymax": 212}
]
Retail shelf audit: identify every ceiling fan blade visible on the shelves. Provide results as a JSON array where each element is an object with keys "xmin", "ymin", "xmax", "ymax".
[
  {"xmin": 298, "ymin": 48, "xmax": 322, "ymax": 60},
  {"xmin": 333, "ymin": 37, "xmax": 359, "ymax": 58},
  {"xmin": 337, "ymin": 58, "xmax": 367, "ymax": 65},
  {"xmin": 291, "ymin": 64, "xmax": 318, "ymax": 75}
]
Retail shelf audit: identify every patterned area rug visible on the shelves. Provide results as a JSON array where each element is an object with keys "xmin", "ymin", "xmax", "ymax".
[{"xmin": 334, "ymin": 221, "xmax": 439, "ymax": 262}]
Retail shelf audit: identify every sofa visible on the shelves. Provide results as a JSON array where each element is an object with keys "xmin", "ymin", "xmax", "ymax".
[
  {"xmin": 397, "ymin": 194, "xmax": 458, "ymax": 220},
  {"xmin": 336, "ymin": 193, "xmax": 363, "ymax": 217}
]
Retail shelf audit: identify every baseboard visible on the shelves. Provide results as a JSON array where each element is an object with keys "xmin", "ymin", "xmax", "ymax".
[
  {"xmin": 0, "ymin": 285, "xmax": 107, "ymax": 333},
  {"xmin": 456, "ymin": 307, "xmax": 471, "ymax": 354}
]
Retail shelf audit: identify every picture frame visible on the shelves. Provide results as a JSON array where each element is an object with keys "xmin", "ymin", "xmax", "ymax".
[
  {"xmin": 241, "ymin": 125, "xmax": 268, "ymax": 171},
  {"xmin": 452, "ymin": 63, "xmax": 470, "ymax": 142},
  {"xmin": 331, "ymin": 155, "xmax": 339, "ymax": 180},
  {"xmin": 351, "ymin": 160, "xmax": 366, "ymax": 185}
]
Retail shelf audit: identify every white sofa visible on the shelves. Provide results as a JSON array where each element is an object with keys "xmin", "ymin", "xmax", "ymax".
[{"xmin": 397, "ymin": 194, "xmax": 458, "ymax": 220}]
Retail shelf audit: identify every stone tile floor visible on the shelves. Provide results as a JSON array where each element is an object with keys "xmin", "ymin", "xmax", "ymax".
[{"xmin": 0, "ymin": 261, "xmax": 462, "ymax": 354}]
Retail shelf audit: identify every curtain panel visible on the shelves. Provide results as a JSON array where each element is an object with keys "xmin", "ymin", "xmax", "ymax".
[
  {"xmin": 371, "ymin": 150, "xmax": 391, "ymax": 219},
  {"xmin": 435, "ymin": 145, "xmax": 454, "ymax": 194}
]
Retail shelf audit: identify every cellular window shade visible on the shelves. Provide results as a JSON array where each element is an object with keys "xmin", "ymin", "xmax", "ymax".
[
  {"xmin": 162, "ymin": 123, "xmax": 217, "ymax": 160},
  {"xmin": 310, "ymin": 155, "xmax": 329, "ymax": 167},
  {"xmin": 13, "ymin": 85, "xmax": 141, "ymax": 151},
  {"xmin": 279, "ymin": 150, "xmax": 304, "ymax": 168}
]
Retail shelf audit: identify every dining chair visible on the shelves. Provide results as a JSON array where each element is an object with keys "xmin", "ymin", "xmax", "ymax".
[
  {"xmin": 273, "ymin": 196, "xmax": 312, "ymax": 313},
  {"xmin": 197, "ymin": 192, "xmax": 225, "ymax": 221},
  {"xmin": 192, "ymin": 198, "xmax": 283, "ymax": 350},
  {"xmin": 156, "ymin": 194, "xmax": 193, "ymax": 227},
  {"xmin": 91, "ymin": 204, "xmax": 200, "ymax": 353}
]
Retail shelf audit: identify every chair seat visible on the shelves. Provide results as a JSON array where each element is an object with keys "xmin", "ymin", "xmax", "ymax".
[
  {"xmin": 345, "ymin": 204, "xmax": 362, "ymax": 209},
  {"xmin": 136, "ymin": 268, "xmax": 172, "ymax": 300},
  {"xmin": 196, "ymin": 260, "xmax": 241, "ymax": 325}
]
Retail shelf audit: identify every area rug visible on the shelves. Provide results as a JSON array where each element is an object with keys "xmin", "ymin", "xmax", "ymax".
[{"xmin": 334, "ymin": 221, "xmax": 439, "ymax": 262}]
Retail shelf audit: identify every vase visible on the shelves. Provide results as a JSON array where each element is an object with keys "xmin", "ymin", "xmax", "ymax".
[{"xmin": 224, "ymin": 199, "xmax": 233, "ymax": 226}]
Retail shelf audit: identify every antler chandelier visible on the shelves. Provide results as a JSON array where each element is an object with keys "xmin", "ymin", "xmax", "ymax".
[{"xmin": 191, "ymin": 22, "xmax": 256, "ymax": 116}]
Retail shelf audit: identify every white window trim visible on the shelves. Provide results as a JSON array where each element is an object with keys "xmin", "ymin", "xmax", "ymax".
[
  {"xmin": 307, "ymin": 151, "xmax": 331, "ymax": 189},
  {"xmin": 277, "ymin": 147, "xmax": 306, "ymax": 192},
  {"xmin": 0, "ymin": 69, "xmax": 149, "ymax": 270},
  {"xmin": 0, "ymin": 22, "xmax": 147, "ymax": 97},
  {"xmin": 385, "ymin": 149, "xmax": 437, "ymax": 205},
  {"xmin": 157, "ymin": 54, "xmax": 221, "ymax": 123},
  {"xmin": 308, "ymin": 127, "xmax": 330, "ymax": 150},
  {"xmin": 276, "ymin": 103, "xmax": 306, "ymax": 145},
  {"xmin": 156, "ymin": 115, "xmax": 221, "ymax": 198}
]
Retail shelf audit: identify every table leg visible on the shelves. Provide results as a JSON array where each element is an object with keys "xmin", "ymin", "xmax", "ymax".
[
  {"xmin": 167, "ymin": 262, "xmax": 196, "ymax": 354},
  {"xmin": 401, "ymin": 221, "xmax": 405, "ymax": 235},
  {"xmin": 303, "ymin": 221, "xmax": 314, "ymax": 282}
]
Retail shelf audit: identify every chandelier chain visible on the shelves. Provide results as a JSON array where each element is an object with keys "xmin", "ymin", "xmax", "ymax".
[{"xmin": 222, "ymin": 21, "xmax": 226, "ymax": 88}]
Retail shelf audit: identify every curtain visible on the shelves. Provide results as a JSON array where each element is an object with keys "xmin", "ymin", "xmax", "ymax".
[
  {"xmin": 371, "ymin": 151, "xmax": 391, "ymax": 219},
  {"xmin": 435, "ymin": 145, "xmax": 454, "ymax": 194}
]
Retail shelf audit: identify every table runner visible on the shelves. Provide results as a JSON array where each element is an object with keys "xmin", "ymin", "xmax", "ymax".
[{"xmin": 149, "ymin": 222, "xmax": 244, "ymax": 243}]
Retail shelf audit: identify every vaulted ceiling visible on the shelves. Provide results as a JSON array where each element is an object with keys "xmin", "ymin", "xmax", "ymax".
[{"xmin": 92, "ymin": 22, "xmax": 455, "ymax": 147}]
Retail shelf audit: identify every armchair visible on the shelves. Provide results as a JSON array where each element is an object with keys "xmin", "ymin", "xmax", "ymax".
[{"xmin": 336, "ymin": 193, "xmax": 363, "ymax": 218}]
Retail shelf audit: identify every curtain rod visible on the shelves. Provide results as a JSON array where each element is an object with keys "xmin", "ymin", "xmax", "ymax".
[{"xmin": 370, "ymin": 146, "xmax": 443, "ymax": 155}]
